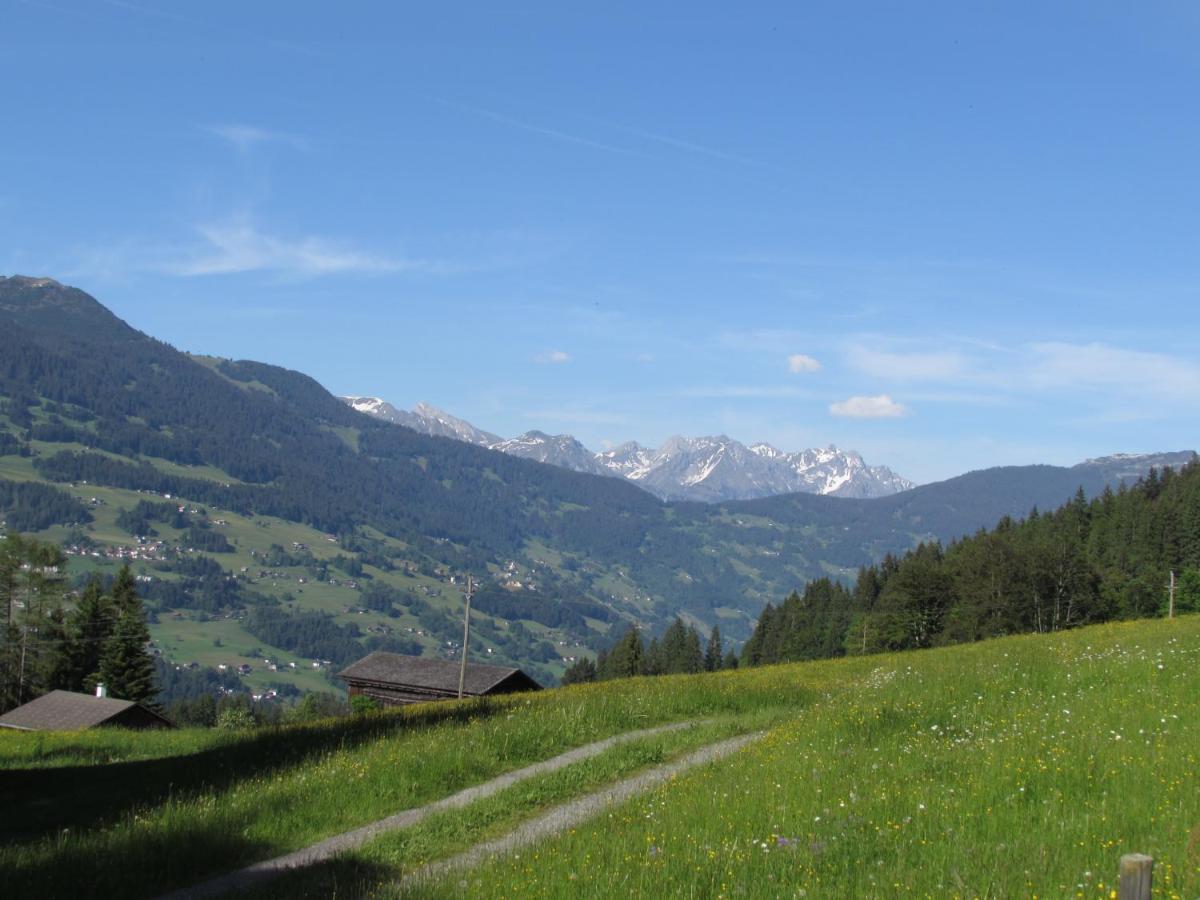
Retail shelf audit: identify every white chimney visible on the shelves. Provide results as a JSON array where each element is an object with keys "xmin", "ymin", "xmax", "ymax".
[{"xmin": 95, "ymin": 683, "xmax": 107, "ymax": 699}]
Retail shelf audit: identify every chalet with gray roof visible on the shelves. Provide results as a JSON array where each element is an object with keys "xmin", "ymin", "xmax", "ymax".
[
  {"xmin": 338, "ymin": 652, "xmax": 541, "ymax": 706},
  {"xmin": 0, "ymin": 690, "xmax": 173, "ymax": 731}
]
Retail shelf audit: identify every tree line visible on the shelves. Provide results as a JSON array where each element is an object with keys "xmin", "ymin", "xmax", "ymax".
[
  {"xmin": 561, "ymin": 617, "xmax": 736, "ymax": 685},
  {"xmin": 742, "ymin": 462, "xmax": 1200, "ymax": 667},
  {"xmin": 1, "ymin": 536, "xmax": 157, "ymax": 711}
]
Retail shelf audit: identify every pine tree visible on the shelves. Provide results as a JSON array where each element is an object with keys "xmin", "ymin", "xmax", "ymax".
[
  {"xmin": 659, "ymin": 618, "xmax": 702, "ymax": 674},
  {"xmin": 0, "ymin": 535, "xmax": 66, "ymax": 709},
  {"xmin": 682, "ymin": 623, "xmax": 704, "ymax": 673},
  {"xmin": 66, "ymin": 577, "xmax": 114, "ymax": 692},
  {"xmin": 600, "ymin": 626, "xmax": 644, "ymax": 679},
  {"xmin": 97, "ymin": 581, "xmax": 157, "ymax": 705},
  {"xmin": 644, "ymin": 637, "xmax": 664, "ymax": 676},
  {"xmin": 704, "ymin": 625, "xmax": 723, "ymax": 671},
  {"xmin": 561, "ymin": 656, "xmax": 597, "ymax": 685},
  {"xmin": 109, "ymin": 564, "xmax": 139, "ymax": 613},
  {"xmin": 0, "ymin": 535, "xmax": 24, "ymax": 711},
  {"xmin": 33, "ymin": 606, "xmax": 73, "ymax": 696}
]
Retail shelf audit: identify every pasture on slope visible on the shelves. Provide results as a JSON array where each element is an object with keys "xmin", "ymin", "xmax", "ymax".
[
  {"xmin": 406, "ymin": 616, "xmax": 1200, "ymax": 899},
  {"xmin": 1, "ymin": 616, "xmax": 1197, "ymax": 898}
]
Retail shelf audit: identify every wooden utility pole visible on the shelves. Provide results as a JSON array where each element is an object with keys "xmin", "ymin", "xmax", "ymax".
[
  {"xmin": 1168, "ymin": 570, "xmax": 1176, "ymax": 619},
  {"xmin": 457, "ymin": 574, "xmax": 473, "ymax": 699}
]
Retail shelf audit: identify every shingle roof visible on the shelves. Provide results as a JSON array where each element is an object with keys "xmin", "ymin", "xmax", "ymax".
[
  {"xmin": 337, "ymin": 652, "xmax": 536, "ymax": 695},
  {"xmin": 0, "ymin": 690, "xmax": 148, "ymax": 731}
]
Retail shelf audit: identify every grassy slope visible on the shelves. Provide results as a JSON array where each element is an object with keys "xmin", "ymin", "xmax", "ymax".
[
  {"xmin": 418, "ymin": 617, "xmax": 1200, "ymax": 900},
  {"xmin": 1, "ymin": 616, "xmax": 1197, "ymax": 898}
]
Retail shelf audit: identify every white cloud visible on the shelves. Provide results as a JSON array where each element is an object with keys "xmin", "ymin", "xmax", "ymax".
[
  {"xmin": 533, "ymin": 350, "xmax": 571, "ymax": 364},
  {"xmin": 205, "ymin": 123, "xmax": 309, "ymax": 152},
  {"xmin": 1026, "ymin": 342, "xmax": 1200, "ymax": 401},
  {"xmin": 787, "ymin": 353, "xmax": 821, "ymax": 374},
  {"xmin": 846, "ymin": 345, "xmax": 967, "ymax": 381},
  {"xmin": 167, "ymin": 218, "xmax": 431, "ymax": 277},
  {"xmin": 829, "ymin": 394, "xmax": 908, "ymax": 419}
]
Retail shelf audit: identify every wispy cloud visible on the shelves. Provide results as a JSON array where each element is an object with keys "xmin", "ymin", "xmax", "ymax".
[
  {"xmin": 830, "ymin": 394, "xmax": 908, "ymax": 419},
  {"xmin": 846, "ymin": 344, "xmax": 968, "ymax": 381},
  {"xmin": 596, "ymin": 119, "xmax": 773, "ymax": 169},
  {"xmin": 167, "ymin": 217, "xmax": 439, "ymax": 278},
  {"xmin": 838, "ymin": 337, "xmax": 1200, "ymax": 420},
  {"xmin": 787, "ymin": 353, "xmax": 821, "ymax": 374},
  {"xmin": 533, "ymin": 350, "xmax": 572, "ymax": 365},
  {"xmin": 1026, "ymin": 342, "xmax": 1200, "ymax": 403},
  {"xmin": 205, "ymin": 123, "xmax": 309, "ymax": 152},
  {"xmin": 436, "ymin": 98, "xmax": 641, "ymax": 157},
  {"xmin": 64, "ymin": 216, "xmax": 519, "ymax": 282}
]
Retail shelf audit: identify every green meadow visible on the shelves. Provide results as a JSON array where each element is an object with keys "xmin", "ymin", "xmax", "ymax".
[{"xmin": 1, "ymin": 616, "xmax": 1198, "ymax": 898}]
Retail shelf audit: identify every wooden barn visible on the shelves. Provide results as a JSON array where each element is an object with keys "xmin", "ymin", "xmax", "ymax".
[
  {"xmin": 0, "ymin": 689, "xmax": 173, "ymax": 731},
  {"xmin": 338, "ymin": 652, "xmax": 542, "ymax": 706}
]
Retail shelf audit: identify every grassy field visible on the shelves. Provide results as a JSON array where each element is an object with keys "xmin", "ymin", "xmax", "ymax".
[
  {"xmin": 0, "ymin": 662, "xmax": 810, "ymax": 897},
  {"xmin": 410, "ymin": 617, "xmax": 1200, "ymax": 899},
  {"xmin": 1, "ymin": 615, "xmax": 1197, "ymax": 898}
]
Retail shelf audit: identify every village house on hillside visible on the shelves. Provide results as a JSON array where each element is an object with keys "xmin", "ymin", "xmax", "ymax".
[
  {"xmin": 338, "ymin": 651, "xmax": 541, "ymax": 706},
  {"xmin": 0, "ymin": 688, "xmax": 173, "ymax": 731}
]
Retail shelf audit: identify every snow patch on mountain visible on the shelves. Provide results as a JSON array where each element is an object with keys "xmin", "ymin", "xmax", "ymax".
[{"xmin": 342, "ymin": 396, "xmax": 916, "ymax": 502}]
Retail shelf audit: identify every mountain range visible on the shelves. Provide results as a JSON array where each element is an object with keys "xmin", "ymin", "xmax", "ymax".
[
  {"xmin": 1, "ymin": 275, "xmax": 1194, "ymax": 681},
  {"xmin": 344, "ymin": 397, "xmax": 915, "ymax": 502}
]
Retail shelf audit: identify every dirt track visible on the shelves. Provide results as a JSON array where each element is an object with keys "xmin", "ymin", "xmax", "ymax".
[
  {"xmin": 394, "ymin": 730, "xmax": 762, "ymax": 894},
  {"xmin": 160, "ymin": 719, "xmax": 739, "ymax": 899}
]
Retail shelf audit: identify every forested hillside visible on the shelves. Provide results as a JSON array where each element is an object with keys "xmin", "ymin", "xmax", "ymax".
[
  {"xmin": 0, "ymin": 276, "xmax": 1191, "ymax": 686},
  {"xmin": 742, "ymin": 460, "xmax": 1200, "ymax": 665}
]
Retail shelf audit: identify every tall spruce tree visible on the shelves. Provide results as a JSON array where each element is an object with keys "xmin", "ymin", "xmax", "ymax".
[
  {"xmin": 704, "ymin": 625, "xmax": 723, "ymax": 672},
  {"xmin": 0, "ymin": 535, "xmax": 66, "ymax": 709},
  {"xmin": 600, "ymin": 626, "xmax": 645, "ymax": 679},
  {"xmin": 97, "ymin": 567, "xmax": 157, "ymax": 704},
  {"xmin": 0, "ymin": 534, "xmax": 23, "ymax": 711},
  {"xmin": 65, "ymin": 577, "xmax": 114, "ymax": 692}
]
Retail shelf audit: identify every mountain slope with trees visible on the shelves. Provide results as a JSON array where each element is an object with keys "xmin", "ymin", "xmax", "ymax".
[
  {"xmin": 741, "ymin": 460, "xmax": 1200, "ymax": 666},
  {"xmin": 0, "ymin": 275, "xmax": 1192, "ymax": 677}
]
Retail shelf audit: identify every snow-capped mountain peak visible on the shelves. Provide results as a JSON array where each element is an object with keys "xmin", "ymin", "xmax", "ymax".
[
  {"xmin": 345, "ymin": 395, "xmax": 390, "ymax": 416},
  {"xmin": 343, "ymin": 396, "xmax": 916, "ymax": 502}
]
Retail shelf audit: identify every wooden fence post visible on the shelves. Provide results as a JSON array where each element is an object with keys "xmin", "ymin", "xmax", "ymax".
[{"xmin": 1118, "ymin": 853, "xmax": 1153, "ymax": 900}]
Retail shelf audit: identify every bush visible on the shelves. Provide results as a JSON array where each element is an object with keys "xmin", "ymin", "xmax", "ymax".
[
  {"xmin": 350, "ymin": 695, "xmax": 382, "ymax": 715},
  {"xmin": 216, "ymin": 706, "xmax": 255, "ymax": 730}
]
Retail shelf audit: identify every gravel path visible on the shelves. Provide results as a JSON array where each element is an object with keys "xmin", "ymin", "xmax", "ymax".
[
  {"xmin": 159, "ymin": 720, "xmax": 704, "ymax": 899},
  {"xmin": 394, "ymin": 730, "xmax": 762, "ymax": 894}
]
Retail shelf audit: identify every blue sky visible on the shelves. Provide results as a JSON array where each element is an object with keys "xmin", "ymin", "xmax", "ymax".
[{"xmin": 3, "ymin": 1, "xmax": 1198, "ymax": 484}]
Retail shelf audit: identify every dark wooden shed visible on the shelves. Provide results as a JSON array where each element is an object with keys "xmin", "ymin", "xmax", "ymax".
[
  {"xmin": 338, "ymin": 652, "xmax": 542, "ymax": 706},
  {"xmin": 0, "ymin": 690, "xmax": 173, "ymax": 731}
]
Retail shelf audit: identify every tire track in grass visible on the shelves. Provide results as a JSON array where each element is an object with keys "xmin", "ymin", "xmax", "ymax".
[
  {"xmin": 394, "ymin": 731, "xmax": 763, "ymax": 894},
  {"xmin": 161, "ymin": 720, "xmax": 703, "ymax": 899}
]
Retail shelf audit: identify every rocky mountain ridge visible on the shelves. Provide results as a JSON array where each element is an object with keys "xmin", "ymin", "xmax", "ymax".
[{"xmin": 344, "ymin": 397, "xmax": 915, "ymax": 502}]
